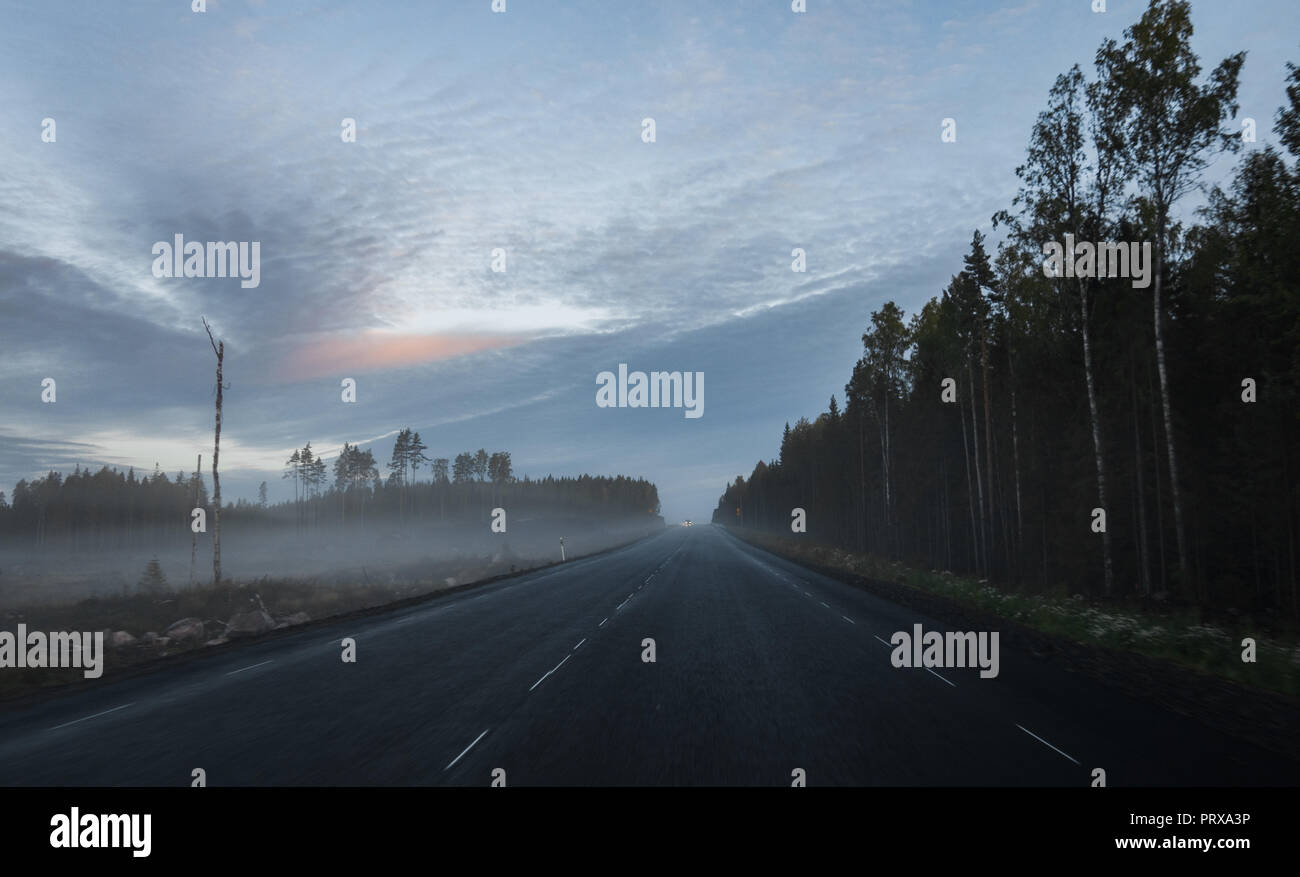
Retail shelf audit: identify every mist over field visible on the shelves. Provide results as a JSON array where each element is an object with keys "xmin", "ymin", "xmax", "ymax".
[
  {"xmin": 0, "ymin": 511, "xmax": 662, "ymax": 609},
  {"xmin": 0, "ymin": 453, "xmax": 663, "ymax": 612}
]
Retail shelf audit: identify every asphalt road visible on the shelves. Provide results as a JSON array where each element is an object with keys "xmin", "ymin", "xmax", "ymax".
[{"xmin": 1, "ymin": 524, "xmax": 1296, "ymax": 786}]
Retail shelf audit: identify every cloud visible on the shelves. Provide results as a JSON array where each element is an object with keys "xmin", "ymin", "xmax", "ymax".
[
  {"xmin": 279, "ymin": 331, "xmax": 526, "ymax": 382},
  {"xmin": 2, "ymin": 0, "xmax": 1289, "ymax": 522}
]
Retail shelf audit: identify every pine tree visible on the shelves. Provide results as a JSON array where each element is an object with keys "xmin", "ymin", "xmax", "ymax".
[
  {"xmin": 388, "ymin": 429, "xmax": 410, "ymax": 486},
  {"xmin": 140, "ymin": 556, "xmax": 169, "ymax": 595}
]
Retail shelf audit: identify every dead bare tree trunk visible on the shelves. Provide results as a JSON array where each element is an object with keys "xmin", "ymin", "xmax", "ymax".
[
  {"xmin": 190, "ymin": 453, "xmax": 201, "ymax": 587},
  {"xmin": 203, "ymin": 317, "xmax": 224, "ymax": 587}
]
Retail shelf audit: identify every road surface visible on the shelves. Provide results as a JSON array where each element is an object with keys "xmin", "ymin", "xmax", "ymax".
[{"xmin": 1, "ymin": 524, "xmax": 1294, "ymax": 786}]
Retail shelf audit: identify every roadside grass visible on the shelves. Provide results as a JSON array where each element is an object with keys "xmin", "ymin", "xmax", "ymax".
[
  {"xmin": 735, "ymin": 529, "xmax": 1300, "ymax": 698},
  {"xmin": 8, "ymin": 577, "xmax": 421, "ymax": 639},
  {"xmin": 0, "ymin": 555, "xmax": 515, "ymax": 701}
]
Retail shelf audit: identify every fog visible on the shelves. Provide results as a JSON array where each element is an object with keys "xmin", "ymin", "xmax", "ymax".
[{"xmin": 0, "ymin": 510, "xmax": 664, "ymax": 610}]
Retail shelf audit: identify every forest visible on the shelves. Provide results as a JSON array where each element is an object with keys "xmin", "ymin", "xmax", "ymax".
[{"xmin": 715, "ymin": 2, "xmax": 1300, "ymax": 621}]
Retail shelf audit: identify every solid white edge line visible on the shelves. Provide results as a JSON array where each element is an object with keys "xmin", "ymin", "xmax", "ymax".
[
  {"xmin": 1015, "ymin": 724, "xmax": 1081, "ymax": 765},
  {"xmin": 599, "ymin": 618, "xmax": 608, "ymax": 627},
  {"xmin": 49, "ymin": 702, "xmax": 134, "ymax": 731},
  {"xmin": 445, "ymin": 728, "xmax": 490, "ymax": 770}
]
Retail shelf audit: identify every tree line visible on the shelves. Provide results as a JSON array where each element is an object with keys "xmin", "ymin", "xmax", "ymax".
[
  {"xmin": 275, "ymin": 429, "xmax": 659, "ymax": 528},
  {"xmin": 0, "ymin": 433, "xmax": 661, "ymax": 550},
  {"xmin": 715, "ymin": 1, "xmax": 1300, "ymax": 620},
  {"xmin": 0, "ymin": 465, "xmax": 207, "ymax": 552}
]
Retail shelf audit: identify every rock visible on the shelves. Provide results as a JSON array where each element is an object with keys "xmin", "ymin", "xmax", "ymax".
[
  {"xmin": 203, "ymin": 637, "xmax": 229, "ymax": 647},
  {"xmin": 109, "ymin": 630, "xmax": 137, "ymax": 648},
  {"xmin": 444, "ymin": 577, "xmax": 458, "ymax": 588},
  {"xmin": 283, "ymin": 611, "xmax": 310, "ymax": 626},
  {"xmin": 141, "ymin": 631, "xmax": 161, "ymax": 643},
  {"xmin": 226, "ymin": 609, "xmax": 275, "ymax": 638},
  {"xmin": 164, "ymin": 617, "xmax": 206, "ymax": 644},
  {"xmin": 204, "ymin": 619, "xmax": 228, "ymax": 639}
]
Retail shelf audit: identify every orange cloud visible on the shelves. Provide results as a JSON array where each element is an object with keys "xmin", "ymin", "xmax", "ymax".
[{"xmin": 280, "ymin": 330, "xmax": 524, "ymax": 381}]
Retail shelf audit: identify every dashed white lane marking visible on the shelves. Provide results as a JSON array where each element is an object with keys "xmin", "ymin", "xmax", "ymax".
[
  {"xmin": 528, "ymin": 654, "xmax": 572, "ymax": 692},
  {"xmin": 49, "ymin": 703, "xmax": 134, "ymax": 731},
  {"xmin": 225, "ymin": 660, "xmax": 273, "ymax": 676},
  {"xmin": 616, "ymin": 596, "xmax": 631, "ymax": 611},
  {"xmin": 870, "ymin": 636, "xmax": 956, "ymax": 685},
  {"xmin": 599, "ymin": 617, "xmax": 608, "ymax": 627},
  {"xmin": 574, "ymin": 638, "xmax": 586, "ymax": 651},
  {"xmin": 819, "ymin": 601, "xmax": 830, "ymax": 609},
  {"xmin": 1015, "ymin": 724, "xmax": 1080, "ymax": 765},
  {"xmin": 445, "ymin": 728, "xmax": 490, "ymax": 770},
  {"xmin": 841, "ymin": 615, "xmax": 856, "ymax": 625}
]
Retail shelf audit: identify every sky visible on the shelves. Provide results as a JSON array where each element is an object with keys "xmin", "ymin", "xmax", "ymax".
[{"xmin": 1, "ymin": 0, "xmax": 1296, "ymax": 524}]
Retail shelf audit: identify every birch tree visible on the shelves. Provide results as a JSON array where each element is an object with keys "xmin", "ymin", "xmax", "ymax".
[{"xmin": 1096, "ymin": 0, "xmax": 1244, "ymax": 588}]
